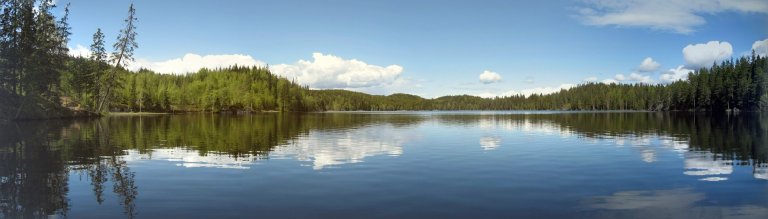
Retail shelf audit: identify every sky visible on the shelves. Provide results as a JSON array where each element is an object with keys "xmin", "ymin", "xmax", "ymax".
[{"xmin": 59, "ymin": 0, "xmax": 768, "ymax": 98}]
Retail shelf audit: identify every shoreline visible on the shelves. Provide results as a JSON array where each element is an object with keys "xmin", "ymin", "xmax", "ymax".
[
  {"xmin": 5, "ymin": 109, "xmax": 760, "ymax": 122},
  {"xmin": 108, "ymin": 112, "xmax": 171, "ymax": 116}
]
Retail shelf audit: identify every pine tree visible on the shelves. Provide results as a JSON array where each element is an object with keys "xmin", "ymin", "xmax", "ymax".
[
  {"xmin": 0, "ymin": 0, "xmax": 19, "ymax": 91},
  {"xmin": 97, "ymin": 3, "xmax": 137, "ymax": 112},
  {"xmin": 26, "ymin": 0, "xmax": 68, "ymax": 98}
]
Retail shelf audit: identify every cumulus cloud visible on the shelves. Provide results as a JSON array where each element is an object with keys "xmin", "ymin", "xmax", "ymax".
[
  {"xmin": 479, "ymin": 70, "xmax": 503, "ymax": 84},
  {"xmin": 660, "ymin": 65, "xmax": 694, "ymax": 82},
  {"xmin": 68, "ymin": 44, "xmax": 91, "ymax": 58},
  {"xmin": 270, "ymin": 53, "xmax": 403, "ymax": 89},
  {"xmin": 68, "ymin": 46, "xmax": 263, "ymax": 74},
  {"xmin": 602, "ymin": 79, "xmax": 619, "ymax": 84},
  {"xmin": 584, "ymin": 76, "xmax": 599, "ymax": 82},
  {"xmin": 126, "ymin": 52, "xmax": 404, "ymax": 89},
  {"xmin": 478, "ymin": 84, "xmax": 576, "ymax": 98},
  {"xmin": 614, "ymin": 72, "xmax": 654, "ymax": 84},
  {"xmin": 753, "ymin": 38, "xmax": 768, "ymax": 57},
  {"xmin": 130, "ymin": 53, "xmax": 266, "ymax": 74},
  {"xmin": 638, "ymin": 57, "xmax": 660, "ymax": 72},
  {"xmin": 576, "ymin": 0, "xmax": 768, "ymax": 34},
  {"xmin": 629, "ymin": 73, "xmax": 653, "ymax": 83},
  {"xmin": 683, "ymin": 41, "xmax": 733, "ymax": 68}
]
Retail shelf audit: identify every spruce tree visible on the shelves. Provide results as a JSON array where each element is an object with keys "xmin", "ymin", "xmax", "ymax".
[{"xmin": 97, "ymin": 3, "xmax": 137, "ymax": 112}]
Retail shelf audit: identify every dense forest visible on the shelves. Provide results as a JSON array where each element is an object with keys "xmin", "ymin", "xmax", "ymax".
[
  {"xmin": 1, "ymin": 0, "xmax": 767, "ymax": 120},
  {"xmin": 0, "ymin": 0, "xmax": 71, "ymax": 116},
  {"xmin": 89, "ymin": 54, "xmax": 766, "ymax": 113}
]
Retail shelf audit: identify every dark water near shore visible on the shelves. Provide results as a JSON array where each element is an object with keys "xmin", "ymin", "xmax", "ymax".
[{"xmin": 1, "ymin": 111, "xmax": 767, "ymax": 219}]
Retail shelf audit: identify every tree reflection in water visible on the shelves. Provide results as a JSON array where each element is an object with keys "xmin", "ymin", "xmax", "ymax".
[
  {"xmin": 0, "ymin": 112, "xmax": 766, "ymax": 218},
  {"xmin": 1, "ymin": 119, "xmax": 137, "ymax": 219}
]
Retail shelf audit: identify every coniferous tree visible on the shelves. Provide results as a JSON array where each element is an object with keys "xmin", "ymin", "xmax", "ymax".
[
  {"xmin": 98, "ymin": 3, "xmax": 137, "ymax": 112},
  {"xmin": 90, "ymin": 28, "xmax": 107, "ymax": 99},
  {"xmin": 26, "ymin": 0, "xmax": 68, "ymax": 98}
]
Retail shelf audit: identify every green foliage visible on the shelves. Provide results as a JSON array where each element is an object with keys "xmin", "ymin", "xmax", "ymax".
[
  {"xmin": 104, "ymin": 66, "xmax": 309, "ymax": 112},
  {"xmin": 0, "ymin": 0, "xmax": 70, "ymax": 99},
  {"xmin": 56, "ymin": 54, "xmax": 768, "ymax": 113}
]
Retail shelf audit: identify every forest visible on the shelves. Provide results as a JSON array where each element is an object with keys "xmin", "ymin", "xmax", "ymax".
[
  {"xmin": 91, "ymin": 54, "xmax": 767, "ymax": 113},
  {"xmin": 1, "ymin": 0, "xmax": 767, "ymax": 120}
]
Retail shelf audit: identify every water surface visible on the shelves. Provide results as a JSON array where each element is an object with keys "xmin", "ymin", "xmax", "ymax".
[{"xmin": 1, "ymin": 112, "xmax": 767, "ymax": 218}]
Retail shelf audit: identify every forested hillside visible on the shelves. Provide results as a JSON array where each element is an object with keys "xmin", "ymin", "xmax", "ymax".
[
  {"xmin": 2, "ymin": 0, "xmax": 767, "ymax": 120},
  {"xmin": 64, "ymin": 53, "xmax": 766, "ymax": 113}
]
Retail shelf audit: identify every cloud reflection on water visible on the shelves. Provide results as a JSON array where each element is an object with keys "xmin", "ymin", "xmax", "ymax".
[
  {"xmin": 480, "ymin": 136, "xmax": 501, "ymax": 150},
  {"xmin": 582, "ymin": 188, "xmax": 768, "ymax": 219},
  {"xmin": 121, "ymin": 124, "xmax": 410, "ymax": 170},
  {"xmin": 462, "ymin": 114, "xmax": 767, "ymax": 181},
  {"xmin": 271, "ymin": 125, "xmax": 407, "ymax": 170},
  {"xmin": 123, "ymin": 148, "xmax": 260, "ymax": 169}
]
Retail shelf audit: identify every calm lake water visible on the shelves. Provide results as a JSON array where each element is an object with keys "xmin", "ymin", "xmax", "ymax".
[{"xmin": 1, "ymin": 112, "xmax": 767, "ymax": 219}]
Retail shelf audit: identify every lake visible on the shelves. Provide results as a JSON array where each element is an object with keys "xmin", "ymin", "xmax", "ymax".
[{"xmin": 1, "ymin": 112, "xmax": 767, "ymax": 219}]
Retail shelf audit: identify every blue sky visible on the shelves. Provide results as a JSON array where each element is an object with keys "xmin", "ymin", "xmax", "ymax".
[{"xmin": 60, "ymin": 0, "xmax": 768, "ymax": 98}]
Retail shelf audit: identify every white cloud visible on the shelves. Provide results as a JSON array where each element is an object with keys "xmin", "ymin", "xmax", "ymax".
[
  {"xmin": 68, "ymin": 44, "xmax": 91, "ymax": 58},
  {"xmin": 602, "ymin": 78, "xmax": 619, "ymax": 84},
  {"xmin": 479, "ymin": 70, "xmax": 503, "ymax": 84},
  {"xmin": 478, "ymin": 84, "xmax": 576, "ymax": 98},
  {"xmin": 660, "ymin": 65, "xmax": 694, "ymax": 82},
  {"xmin": 584, "ymin": 76, "xmax": 599, "ymax": 82},
  {"xmin": 349, "ymin": 77, "xmax": 422, "ymax": 95},
  {"xmin": 630, "ymin": 72, "xmax": 654, "ymax": 83},
  {"xmin": 126, "ymin": 52, "xmax": 404, "ymax": 89},
  {"xmin": 68, "ymin": 45, "xmax": 238, "ymax": 73},
  {"xmin": 614, "ymin": 72, "xmax": 654, "ymax": 84},
  {"xmin": 753, "ymin": 38, "xmax": 768, "ymax": 57},
  {"xmin": 130, "ymin": 53, "xmax": 266, "ymax": 74},
  {"xmin": 638, "ymin": 57, "xmax": 660, "ymax": 72},
  {"xmin": 683, "ymin": 41, "xmax": 733, "ymax": 68},
  {"xmin": 719, "ymin": 0, "xmax": 768, "ymax": 12},
  {"xmin": 576, "ymin": 0, "xmax": 768, "ymax": 34},
  {"xmin": 270, "ymin": 53, "xmax": 403, "ymax": 89}
]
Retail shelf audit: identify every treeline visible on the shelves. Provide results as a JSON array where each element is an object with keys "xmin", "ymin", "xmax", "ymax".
[
  {"xmin": 61, "ymin": 54, "xmax": 767, "ymax": 113},
  {"xmin": 306, "ymin": 54, "xmax": 767, "ymax": 112}
]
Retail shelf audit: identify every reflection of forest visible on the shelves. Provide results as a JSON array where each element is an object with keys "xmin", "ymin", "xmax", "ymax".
[
  {"xmin": 0, "ymin": 119, "xmax": 138, "ymax": 219},
  {"xmin": 1, "ymin": 112, "xmax": 766, "ymax": 218},
  {"xmin": 0, "ymin": 113, "xmax": 424, "ymax": 218},
  {"xmin": 436, "ymin": 112, "xmax": 768, "ymax": 181},
  {"xmin": 435, "ymin": 112, "xmax": 768, "ymax": 162}
]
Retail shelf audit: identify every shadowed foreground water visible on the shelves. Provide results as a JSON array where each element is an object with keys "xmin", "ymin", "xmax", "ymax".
[{"xmin": 1, "ymin": 112, "xmax": 767, "ymax": 219}]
